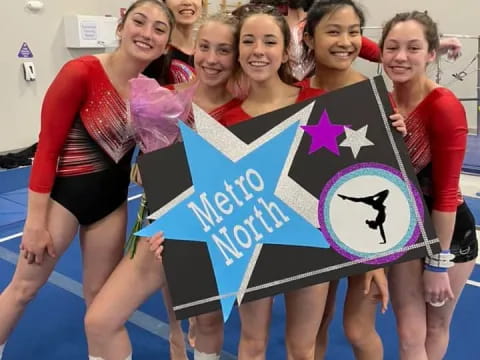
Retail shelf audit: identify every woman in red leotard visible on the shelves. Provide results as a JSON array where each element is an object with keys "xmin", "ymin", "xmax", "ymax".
[
  {"xmin": 297, "ymin": 2, "xmax": 405, "ymax": 358},
  {"xmin": 380, "ymin": 11, "xmax": 477, "ymax": 360},
  {"xmin": 0, "ymin": 2, "xmax": 174, "ymax": 360},
  {"xmin": 219, "ymin": 6, "xmax": 331, "ymax": 360},
  {"xmin": 300, "ymin": 3, "xmax": 461, "ymax": 359},
  {"xmin": 84, "ymin": 13, "xmax": 242, "ymax": 360}
]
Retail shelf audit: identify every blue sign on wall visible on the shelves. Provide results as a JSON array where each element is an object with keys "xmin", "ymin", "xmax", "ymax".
[{"xmin": 18, "ymin": 42, "xmax": 33, "ymax": 58}]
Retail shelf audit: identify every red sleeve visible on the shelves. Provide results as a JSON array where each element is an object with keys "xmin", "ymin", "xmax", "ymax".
[
  {"xmin": 428, "ymin": 91, "xmax": 467, "ymax": 211},
  {"xmin": 359, "ymin": 36, "xmax": 381, "ymax": 63},
  {"xmin": 210, "ymin": 98, "xmax": 242, "ymax": 121},
  {"xmin": 294, "ymin": 78, "xmax": 311, "ymax": 89},
  {"xmin": 29, "ymin": 59, "xmax": 89, "ymax": 193}
]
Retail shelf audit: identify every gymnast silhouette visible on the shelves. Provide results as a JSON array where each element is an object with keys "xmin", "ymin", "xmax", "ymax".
[{"xmin": 338, "ymin": 189, "xmax": 390, "ymax": 244}]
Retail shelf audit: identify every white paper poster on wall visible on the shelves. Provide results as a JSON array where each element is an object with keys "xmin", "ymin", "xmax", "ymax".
[{"xmin": 80, "ymin": 21, "xmax": 97, "ymax": 40}]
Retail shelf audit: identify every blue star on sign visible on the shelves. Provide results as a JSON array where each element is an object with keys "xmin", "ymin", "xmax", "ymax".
[{"xmin": 137, "ymin": 121, "xmax": 329, "ymax": 321}]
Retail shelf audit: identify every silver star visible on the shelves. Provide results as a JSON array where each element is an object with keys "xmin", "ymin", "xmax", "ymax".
[{"xmin": 340, "ymin": 125, "xmax": 374, "ymax": 158}]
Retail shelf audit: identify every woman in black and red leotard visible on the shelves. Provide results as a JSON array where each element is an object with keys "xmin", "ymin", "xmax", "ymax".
[
  {"xmin": 381, "ymin": 11, "xmax": 477, "ymax": 360},
  {"xmin": 298, "ymin": 3, "xmax": 462, "ymax": 359},
  {"xmin": 84, "ymin": 13, "xmax": 242, "ymax": 360},
  {"xmin": 0, "ymin": 2, "xmax": 174, "ymax": 360}
]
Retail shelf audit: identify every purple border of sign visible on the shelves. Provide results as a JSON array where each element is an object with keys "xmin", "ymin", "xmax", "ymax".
[{"xmin": 318, "ymin": 162, "xmax": 425, "ymax": 265}]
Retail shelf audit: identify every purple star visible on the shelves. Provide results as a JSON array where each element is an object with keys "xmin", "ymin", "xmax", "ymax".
[{"xmin": 301, "ymin": 109, "xmax": 345, "ymax": 156}]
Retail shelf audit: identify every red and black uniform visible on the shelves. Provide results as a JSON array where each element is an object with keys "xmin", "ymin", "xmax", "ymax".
[
  {"xmin": 188, "ymin": 98, "xmax": 243, "ymax": 126},
  {"xmin": 220, "ymin": 86, "xmax": 324, "ymax": 126},
  {"xmin": 404, "ymin": 87, "xmax": 477, "ymax": 262},
  {"xmin": 29, "ymin": 55, "xmax": 135, "ymax": 225},
  {"xmin": 163, "ymin": 84, "xmax": 242, "ymax": 127},
  {"xmin": 143, "ymin": 45, "xmax": 195, "ymax": 85},
  {"xmin": 159, "ymin": 84, "xmax": 242, "ymax": 133},
  {"xmin": 167, "ymin": 46, "xmax": 196, "ymax": 84}
]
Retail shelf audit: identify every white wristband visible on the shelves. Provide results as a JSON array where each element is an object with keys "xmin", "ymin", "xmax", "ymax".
[{"xmin": 425, "ymin": 250, "xmax": 455, "ymax": 269}]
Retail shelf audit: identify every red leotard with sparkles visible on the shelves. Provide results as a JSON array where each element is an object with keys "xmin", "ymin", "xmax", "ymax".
[
  {"xmin": 403, "ymin": 87, "xmax": 467, "ymax": 212},
  {"xmin": 29, "ymin": 56, "xmax": 135, "ymax": 225},
  {"xmin": 220, "ymin": 86, "xmax": 324, "ymax": 126},
  {"xmin": 30, "ymin": 56, "xmax": 135, "ymax": 193}
]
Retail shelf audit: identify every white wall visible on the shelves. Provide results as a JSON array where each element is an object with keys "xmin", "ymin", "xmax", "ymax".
[
  {"xmin": 0, "ymin": 0, "xmax": 231, "ymax": 152},
  {"xmin": 0, "ymin": 0, "xmax": 132, "ymax": 152},
  {"xmin": 0, "ymin": 0, "xmax": 477, "ymax": 152}
]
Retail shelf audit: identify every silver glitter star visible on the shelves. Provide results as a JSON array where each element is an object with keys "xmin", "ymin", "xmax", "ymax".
[{"xmin": 340, "ymin": 125, "xmax": 374, "ymax": 158}]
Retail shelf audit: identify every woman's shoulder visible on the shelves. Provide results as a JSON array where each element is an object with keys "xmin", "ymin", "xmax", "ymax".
[
  {"xmin": 221, "ymin": 97, "xmax": 243, "ymax": 111},
  {"xmin": 425, "ymin": 87, "xmax": 463, "ymax": 111},
  {"xmin": 63, "ymin": 55, "xmax": 98, "ymax": 69},
  {"xmin": 72, "ymin": 54, "xmax": 107, "ymax": 70},
  {"xmin": 209, "ymin": 98, "xmax": 243, "ymax": 121},
  {"xmin": 53, "ymin": 55, "xmax": 99, "ymax": 83},
  {"xmin": 428, "ymin": 86, "xmax": 458, "ymax": 100},
  {"xmin": 219, "ymin": 101, "xmax": 250, "ymax": 126},
  {"xmin": 419, "ymin": 87, "xmax": 466, "ymax": 129}
]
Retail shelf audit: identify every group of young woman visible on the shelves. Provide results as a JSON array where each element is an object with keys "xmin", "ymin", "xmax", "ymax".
[{"xmin": 0, "ymin": 0, "xmax": 476, "ymax": 359}]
